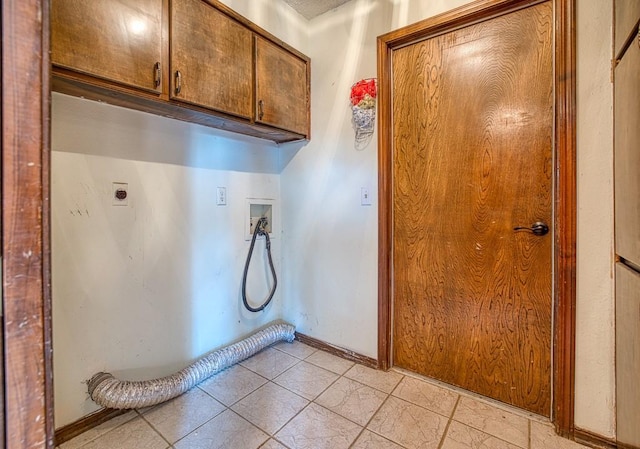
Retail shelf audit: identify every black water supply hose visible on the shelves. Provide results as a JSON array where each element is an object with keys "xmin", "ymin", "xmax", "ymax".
[{"xmin": 242, "ymin": 216, "xmax": 277, "ymax": 312}]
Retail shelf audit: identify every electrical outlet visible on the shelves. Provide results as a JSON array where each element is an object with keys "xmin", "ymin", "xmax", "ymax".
[
  {"xmin": 112, "ymin": 182, "xmax": 128, "ymax": 206},
  {"xmin": 216, "ymin": 187, "xmax": 227, "ymax": 205}
]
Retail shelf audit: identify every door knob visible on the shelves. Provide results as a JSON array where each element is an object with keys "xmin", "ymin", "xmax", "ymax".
[{"xmin": 513, "ymin": 221, "xmax": 549, "ymax": 236}]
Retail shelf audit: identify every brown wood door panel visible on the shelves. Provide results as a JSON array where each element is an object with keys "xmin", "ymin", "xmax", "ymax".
[
  {"xmin": 392, "ymin": 2, "xmax": 553, "ymax": 416},
  {"xmin": 51, "ymin": 0, "xmax": 163, "ymax": 93},
  {"xmin": 255, "ymin": 36, "xmax": 308, "ymax": 136},
  {"xmin": 170, "ymin": 0, "xmax": 252, "ymax": 119}
]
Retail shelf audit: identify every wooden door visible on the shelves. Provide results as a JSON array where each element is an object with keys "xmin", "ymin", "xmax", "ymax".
[
  {"xmin": 170, "ymin": 0, "xmax": 252, "ymax": 119},
  {"xmin": 51, "ymin": 0, "xmax": 163, "ymax": 93},
  {"xmin": 255, "ymin": 36, "xmax": 309, "ymax": 136},
  {"xmin": 392, "ymin": 2, "xmax": 553, "ymax": 416}
]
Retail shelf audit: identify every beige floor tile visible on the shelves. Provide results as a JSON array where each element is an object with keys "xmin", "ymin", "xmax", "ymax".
[
  {"xmin": 142, "ymin": 388, "xmax": 225, "ymax": 443},
  {"xmin": 305, "ymin": 350, "xmax": 354, "ymax": 375},
  {"xmin": 260, "ymin": 439, "xmax": 289, "ymax": 449},
  {"xmin": 231, "ymin": 382, "xmax": 309, "ymax": 434},
  {"xmin": 275, "ymin": 403, "xmax": 362, "ymax": 449},
  {"xmin": 367, "ymin": 396, "xmax": 449, "ymax": 449},
  {"xmin": 273, "ymin": 361, "xmax": 338, "ymax": 400},
  {"xmin": 441, "ymin": 421, "xmax": 522, "ymax": 449},
  {"xmin": 198, "ymin": 364, "xmax": 268, "ymax": 406},
  {"xmin": 174, "ymin": 409, "xmax": 268, "ymax": 449},
  {"xmin": 351, "ymin": 429, "xmax": 404, "ymax": 448},
  {"xmin": 315, "ymin": 377, "xmax": 387, "ymax": 426},
  {"xmin": 392, "ymin": 376, "xmax": 459, "ymax": 417},
  {"xmin": 530, "ymin": 421, "xmax": 590, "ymax": 449},
  {"xmin": 240, "ymin": 348, "xmax": 299, "ymax": 379},
  {"xmin": 60, "ymin": 412, "xmax": 139, "ymax": 449},
  {"xmin": 453, "ymin": 396, "xmax": 529, "ymax": 449},
  {"xmin": 75, "ymin": 416, "xmax": 168, "ymax": 449},
  {"xmin": 345, "ymin": 364, "xmax": 404, "ymax": 393},
  {"xmin": 273, "ymin": 340, "xmax": 317, "ymax": 359}
]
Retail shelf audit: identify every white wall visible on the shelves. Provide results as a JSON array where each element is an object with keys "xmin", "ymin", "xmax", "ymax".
[
  {"xmin": 281, "ymin": 0, "xmax": 616, "ymax": 439},
  {"xmin": 575, "ymin": 0, "xmax": 616, "ymax": 438},
  {"xmin": 52, "ymin": 93, "xmax": 284, "ymax": 426}
]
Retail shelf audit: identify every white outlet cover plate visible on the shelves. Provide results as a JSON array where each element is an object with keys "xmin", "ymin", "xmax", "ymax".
[
  {"xmin": 216, "ymin": 187, "xmax": 227, "ymax": 205},
  {"xmin": 112, "ymin": 182, "xmax": 129, "ymax": 206}
]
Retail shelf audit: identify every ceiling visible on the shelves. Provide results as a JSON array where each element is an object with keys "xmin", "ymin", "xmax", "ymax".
[{"xmin": 281, "ymin": 0, "xmax": 353, "ymax": 20}]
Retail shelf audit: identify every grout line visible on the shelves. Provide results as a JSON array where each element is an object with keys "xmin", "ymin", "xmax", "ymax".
[
  {"xmin": 528, "ymin": 419, "xmax": 532, "ymax": 449},
  {"xmin": 271, "ymin": 341, "xmax": 318, "ymax": 361},
  {"xmin": 346, "ymin": 388, "xmax": 395, "ymax": 448},
  {"xmin": 437, "ymin": 395, "xmax": 460, "ymax": 449},
  {"xmin": 137, "ymin": 410, "xmax": 175, "ymax": 448},
  {"xmin": 392, "ymin": 366, "xmax": 548, "ymax": 422}
]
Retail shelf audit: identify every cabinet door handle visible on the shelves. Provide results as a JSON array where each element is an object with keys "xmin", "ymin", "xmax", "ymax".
[
  {"xmin": 258, "ymin": 100, "xmax": 264, "ymax": 120},
  {"xmin": 175, "ymin": 70, "xmax": 182, "ymax": 95},
  {"xmin": 154, "ymin": 62, "xmax": 161, "ymax": 89}
]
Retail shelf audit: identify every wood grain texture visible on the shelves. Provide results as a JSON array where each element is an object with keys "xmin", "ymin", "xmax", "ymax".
[
  {"xmin": 3, "ymin": 0, "xmax": 54, "ymax": 447},
  {"xmin": 391, "ymin": 2, "xmax": 553, "ymax": 416},
  {"xmin": 377, "ymin": 32, "xmax": 394, "ymax": 371},
  {"xmin": 54, "ymin": 408, "xmax": 130, "ymax": 446},
  {"xmin": 615, "ymin": 263, "xmax": 640, "ymax": 448},
  {"xmin": 553, "ymin": 0, "xmax": 577, "ymax": 436},
  {"xmin": 170, "ymin": 0, "xmax": 252, "ymax": 119},
  {"xmin": 294, "ymin": 333, "xmax": 378, "ymax": 369},
  {"xmin": 255, "ymin": 36, "xmax": 309, "ymax": 136},
  {"xmin": 52, "ymin": 75, "xmax": 305, "ymax": 143},
  {"xmin": 51, "ymin": 0, "xmax": 163, "ymax": 93}
]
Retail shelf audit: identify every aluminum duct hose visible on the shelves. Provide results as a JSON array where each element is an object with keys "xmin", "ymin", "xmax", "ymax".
[{"xmin": 87, "ymin": 322, "xmax": 295, "ymax": 409}]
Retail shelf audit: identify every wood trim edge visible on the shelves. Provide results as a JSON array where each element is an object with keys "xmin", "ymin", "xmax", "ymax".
[
  {"xmin": 553, "ymin": 0, "xmax": 577, "ymax": 437},
  {"xmin": 573, "ymin": 428, "xmax": 620, "ymax": 449},
  {"xmin": 2, "ymin": 0, "xmax": 54, "ymax": 447},
  {"xmin": 54, "ymin": 408, "xmax": 131, "ymax": 446},
  {"xmin": 294, "ymin": 333, "xmax": 378, "ymax": 369},
  {"xmin": 376, "ymin": 31, "xmax": 393, "ymax": 372}
]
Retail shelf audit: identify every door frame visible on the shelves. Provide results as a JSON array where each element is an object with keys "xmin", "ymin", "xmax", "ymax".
[
  {"xmin": 377, "ymin": 0, "xmax": 576, "ymax": 437},
  {"xmin": 2, "ymin": 0, "xmax": 54, "ymax": 448}
]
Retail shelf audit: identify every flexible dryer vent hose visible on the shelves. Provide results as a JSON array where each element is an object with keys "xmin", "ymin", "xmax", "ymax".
[{"xmin": 87, "ymin": 322, "xmax": 295, "ymax": 409}]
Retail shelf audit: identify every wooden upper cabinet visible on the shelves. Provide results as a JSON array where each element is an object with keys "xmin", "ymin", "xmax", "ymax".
[
  {"xmin": 255, "ymin": 36, "xmax": 309, "ymax": 136},
  {"xmin": 51, "ymin": 0, "xmax": 310, "ymax": 143},
  {"xmin": 170, "ymin": 0, "xmax": 253, "ymax": 119},
  {"xmin": 51, "ymin": 0, "xmax": 164, "ymax": 93}
]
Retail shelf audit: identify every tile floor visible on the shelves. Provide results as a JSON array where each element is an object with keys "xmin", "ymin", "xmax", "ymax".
[{"xmin": 58, "ymin": 341, "xmax": 590, "ymax": 449}]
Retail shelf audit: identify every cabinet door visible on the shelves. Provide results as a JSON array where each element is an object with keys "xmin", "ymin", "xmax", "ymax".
[
  {"xmin": 615, "ymin": 35, "xmax": 640, "ymax": 267},
  {"xmin": 615, "ymin": 0, "xmax": 640, "ymax": 56},
  {"xmin": 51, "ymin": 0, "xmax": 163, "ymax": 93},
  {"xmin": 256, "ymin": 37, "xmax": 309, "ymax": 136},
  {"xmin": 616, "ymin": 263, "xmax": 640, "ymax": 447},
  {"xmin": 171, "ymin": 0, "xmax": 252, "ymax": 119}
]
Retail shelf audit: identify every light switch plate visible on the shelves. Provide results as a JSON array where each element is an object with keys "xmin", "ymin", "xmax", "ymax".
[{"xmin": 361, "ymin": 187, "xmax": 372, "ymax": 206}]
